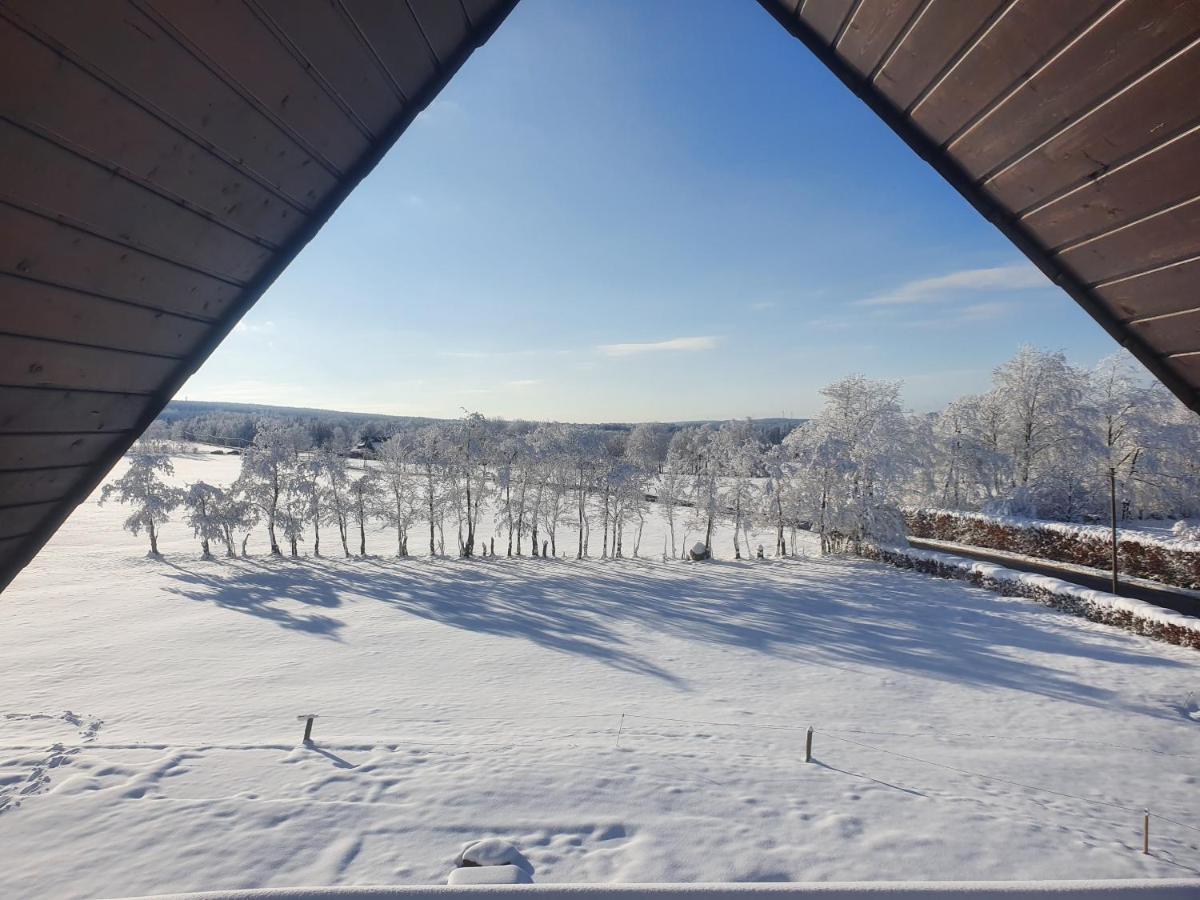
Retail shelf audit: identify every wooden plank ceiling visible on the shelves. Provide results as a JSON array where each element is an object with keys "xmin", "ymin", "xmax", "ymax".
[
  {"xmin": 2, "ymin": 0, "xmax": 1198, "ymax": 591},
  {"xmin": 759, "ymin": 0, "xmax": 1200, "ymax": 411},
  {"xmin": 0, "ymin": 0, "xmax": 518, "ymax": 591}
]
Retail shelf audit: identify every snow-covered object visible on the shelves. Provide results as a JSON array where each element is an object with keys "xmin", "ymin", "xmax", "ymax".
[
  {"xmin": 982, "ymin": 488, "xmax": 1037, "ymax": 520},
  {"xmin": 690, "ymin": 542, "xmax": 710, "ymax": 560},
  {"xmin": 866, "ymin": 544, "xmax": 1200, "ymax": 650},
  {"xmin": 1173, "ymin": 520, "xmax": 1200, "ymax": 542},
  {"xmin": 456, "ymin": 838, "xmax": 532, "ymax": 874},
  {"xmin": 447, "ymin": 863, "xmax": 532, "ymax": 885}
]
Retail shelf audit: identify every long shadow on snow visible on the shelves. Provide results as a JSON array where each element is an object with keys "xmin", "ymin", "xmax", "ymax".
[
  {"xmin": 160, "ymin": 558, "xmax": 346, "ymax": 639},
  {"xmin": 156, "ymin": 554, "xmax": 1187, "ymax": 713}
]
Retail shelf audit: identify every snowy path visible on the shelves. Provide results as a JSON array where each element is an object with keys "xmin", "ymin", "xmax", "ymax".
[{"xmin": 1, "ymin": 455, "xmax": 1199, "ymax": 897}]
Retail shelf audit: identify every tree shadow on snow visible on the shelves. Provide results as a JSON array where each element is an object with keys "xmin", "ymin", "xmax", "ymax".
[
  {"xmin": 159, "ymin": 558, "xmax": 346, "ymax": 639},
  {"xmin": 155, "ymin": 554, "xmax": 1189, "ymax": 715}
]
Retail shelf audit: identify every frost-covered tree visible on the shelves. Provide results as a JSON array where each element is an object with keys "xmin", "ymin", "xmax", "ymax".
[
  {"xmin": 449, "ymin": 412, "xmax": 489, "ymax": 558},
  {"xmin": 992, "ymin": 345, "xmax": 1084, "ymax": 497},
  {"xmin": 317, "ymin": 448, "xmax": 352, "ymax": 558},
  {"xmin": 411, "ymin": 425, "xmax": 448, "ymax": 556},
  {"xmin": 214, "ymin": 488, "xmax": 256, "ymax": 557},
  {"xmin": 182, "ymin": 481, "xmax": 226, "ymax": 559},
  {"xmin": 718, "ymin": 420, "xmax": 761, "ymax": 559},
  {"xmin": 376, "ymin": 434, "xmax": 418, "ymax": 556},
  {"xmin": 680, "ymin": 426, "xmax": 721, "ymax": 553},
  {"xmin": 99, "ymin": 440, "xmax": 184, "ymax": 556},
  {"xmin": 348, "ymin": 468, "xmax": 381, "ymax": 557},
  {"xmin": 791, "ymin": 376, "xmax": 913, "ymax": 553},
  {"xmin": 294, "ymin": 456, "xmax": 326, "ymax": 557},
  {"xmin": 235, "ymin": 420, "xmax": 307, "ymax": 556},
  {"xmin": 656, "ymin": 456, "xmax": 687, "ymax": 559}
]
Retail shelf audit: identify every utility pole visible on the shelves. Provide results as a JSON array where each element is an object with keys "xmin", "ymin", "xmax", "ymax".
[{"xmin": 1109, "ymin": 466, "xmax": 1119, "ymax": 596}]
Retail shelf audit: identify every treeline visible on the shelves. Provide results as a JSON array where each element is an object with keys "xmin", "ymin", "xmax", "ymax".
[
  {"xmin": 151, "ymin": 401, "xmax": 801, "ymax": 454},
  {"xmin": 106, "ymin": 347, "xmax": 1200, "ymax": 563}
]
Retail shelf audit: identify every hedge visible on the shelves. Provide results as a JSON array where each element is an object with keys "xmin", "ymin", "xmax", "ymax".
[
  {"xmin": 863, "ymin": 544, "xmax": 1200, "ymax": 651},
  {"xmin": 904, "ymin": 509, "xmax": 1200, "ymax": 591}
]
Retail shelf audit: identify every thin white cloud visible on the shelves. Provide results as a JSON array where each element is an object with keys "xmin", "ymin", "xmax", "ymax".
[
  {"xmin": 749, "ymin": 301, "xmax": 777, "ymax": 311},
  {"xmin": 853, "ymin": 263, "xmax": 1049, "ymax": 307},
  {"xmin": 233, "ymin": 319, "xmax": 277, "ymax": 336},
  {"xmin": 598, "ymin": 336, "xmax": 718, "ymax": 357},
  {"xmin": 506, "ymin": 379, "xmax": 542, "ymax": 388}
]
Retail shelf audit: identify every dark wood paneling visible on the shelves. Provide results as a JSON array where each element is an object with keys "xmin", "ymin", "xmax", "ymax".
[
  {"xmin": 875, "ymin": 0, "xmax": 1006, "ymax": 110},
  {"xmin": 0, "ymin": 121, "xmax": 271, "ymax": 281},
  {"xmin": 1020, "ymin": 126, "xmax": 1200, "ymax": 250},
  {"xmin": 461, "ymin": 0, "xmax": 512, "ymax": 25},
  {"xmin": 2, "ymin": 0, "xmax": 338, "ymax": 207},
  {"xmin": 0, "ymin": 465, "xmax": 92, "ymax": 507},
  {"xmin": 1131, "ymin": 309, "xmax": 1200, "ymax": 355},
  {"xmin": 0, "ymin": 433, "xmax": 128, "ymax": 469},
  {"xmin": 251, "ymin": 0, "xmax": 401, "ymax": 132},
  {"xmin": 799, "ymin": 0, "xmax": 859, "ymax": 42},
  {"xmin": 986, "ymin": 44, "xmax": 1200, "ymax": 212},
  {"xmin": 0, "ymin": 335, "xmax": 178, "ymax": 394},
  {"xmin": 339, "ymin": 0, "xmax": 439, "ymax": 100},
  {"xmin": 0, "ymin": 203, "xmax": 238, "ymax": 319},
  {"xmin": 0, "ymin": 18, "xmax": 306, "ymax": 244},
  {"xmin": 0, "ymin": 274, "xmax": 210, "ymax": 357},
  {"xmin": 408, "ymin": 0, "xmax": 471, "ymax": 65},
  {"xmin": 0, "ymin": 535, "xmax": 29, "ymax": 554},
  {"xmin": 144, "ymin": 0, "xmax": 371, "ymax": 168},
  {"xmin": 0, "ymin": 388, "xmax": 149, "ymax": 434},
  {"xmin": 837, "ymin": 0, "xmax": 925, "ymax": 76},
  {"xmin": 1095, "ymin": 257, "xmax": 1200, "ymax": 321},
  {"xmin": 950, "ymin": 0, "xmax": 1200, "ymax": 178},
  {"xmin": 1058, "ymin": 198, "xmax": 1200, "ymax": 283},
  {"xmin": 0, "ymin": 501, "xmax": 59, "ymax": 539},
  {"xmin": 1166, "ymin": 352, "xmax": 1200, "ymax": 386},
  {"xmin": 913, "ymin": 0, "xmax": 1109, "ymax": 145}
]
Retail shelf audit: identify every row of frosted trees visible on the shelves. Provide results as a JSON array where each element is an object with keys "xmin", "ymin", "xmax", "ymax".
[
  {"xmin": 102, "ymin": 348, "xmax": 1200, "ymax": 560},
  {"xmin": 102, "ymin": 377, "xmax": 925, "ymax": 561}
]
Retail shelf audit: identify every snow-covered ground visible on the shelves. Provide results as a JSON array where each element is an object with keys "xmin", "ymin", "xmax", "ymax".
[{"xmin": 2, "ymin": 453, "xmax": 1199, "ymax": 899}]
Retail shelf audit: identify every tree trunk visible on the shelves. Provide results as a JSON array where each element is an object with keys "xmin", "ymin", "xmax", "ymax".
[
  {"xmin": 267, "ymin": 517, "xmax": 281, "ymax": 555},
  {"xmin": 148, "ymin": 520, "xmax": 159, "ymax": 556}
]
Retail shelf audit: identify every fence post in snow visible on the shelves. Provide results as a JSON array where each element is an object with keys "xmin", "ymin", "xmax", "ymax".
[
  {"xmin": 615, "ymin": 713, "xmax": 625, "ymax": 749},
  {"xmin": 298, "ymin": 714, "xmax": 317, "ymax": 744},
  {"xmin": 805, "ymin": 726, "xmax": 813, "ymax": 763},
  {"xmin": 1144, "ymin": 809, "xmax": 1150, "ymax": 854}
]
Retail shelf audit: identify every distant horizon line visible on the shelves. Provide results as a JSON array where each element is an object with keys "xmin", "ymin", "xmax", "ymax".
[{"xmin": 165, "ymin": 398, "xmax": 808, "ymax": 428}]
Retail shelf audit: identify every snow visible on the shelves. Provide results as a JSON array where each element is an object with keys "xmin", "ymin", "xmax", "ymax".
[
  {"xmin": 878, "ymin": 547, "xmax": 1195, "ymax": 638},
  {"xmin": 2, "ymin": 453, "xmax": 1200, "ymax": 899},
  {"xmin": 902, "ymin": 540, "xmax": 1200, "ymax": 609},
  {"xmin": 911, "ymin": 509, "xmax": 1200, "ymax": 556}
]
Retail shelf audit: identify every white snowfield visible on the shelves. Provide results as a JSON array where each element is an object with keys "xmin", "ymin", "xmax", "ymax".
[{"xmin": 2, "ymin": 453, "xmax": 1199, "ymax": 899}]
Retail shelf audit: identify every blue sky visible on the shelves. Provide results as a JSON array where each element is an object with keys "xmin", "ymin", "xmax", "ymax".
[{"xmin": 179, "ymin": 0, "xmax": 1118, "ymax": 422}]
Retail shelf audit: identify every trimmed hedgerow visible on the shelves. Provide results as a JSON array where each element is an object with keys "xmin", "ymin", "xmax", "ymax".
[
  {"xmin": 863, "ymin": 544, "xmax": 1200, "ymax": 652},
  {"xmin": 905, "ymin": 509, "xmax": 1200, "ymax": 591}
]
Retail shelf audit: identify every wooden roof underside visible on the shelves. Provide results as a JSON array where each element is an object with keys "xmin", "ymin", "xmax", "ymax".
[
  {"xmin": 1, "ymin": 0, "xmax": 1199, "ymax": 591},
  {"xmin": 760, "ymin": 0, "xmax": 1200, "ymax": 407}
]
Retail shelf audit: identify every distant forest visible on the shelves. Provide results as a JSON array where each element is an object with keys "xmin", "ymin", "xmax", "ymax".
[{"xmin": 151, "ymin": 401, "xmax": 803, "ymax": 451}]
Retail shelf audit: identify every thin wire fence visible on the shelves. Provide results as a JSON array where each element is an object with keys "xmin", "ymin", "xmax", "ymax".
[{"xmin": 3, "ymin": 705, "xmax": 1196, "ymax": 841}]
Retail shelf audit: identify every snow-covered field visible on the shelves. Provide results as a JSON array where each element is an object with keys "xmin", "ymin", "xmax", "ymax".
[{"xmin": 2, "ymin": 453, "xmax": 1199, "ymax": 899}]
